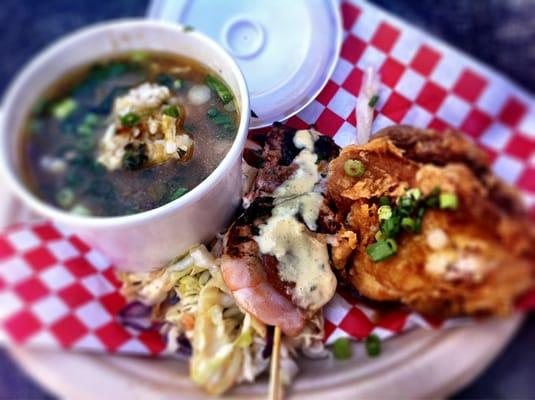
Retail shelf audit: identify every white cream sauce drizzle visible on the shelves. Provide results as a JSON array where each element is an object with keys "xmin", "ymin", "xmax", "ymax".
[{"xmin": 254, "ymin": 130, "xmax": 337, "ymax": 311}]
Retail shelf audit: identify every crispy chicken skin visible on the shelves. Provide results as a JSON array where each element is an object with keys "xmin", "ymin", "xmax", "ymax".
[{"xmin": 327, "ymin": 125, "xmax": 535, "ymax": 317}]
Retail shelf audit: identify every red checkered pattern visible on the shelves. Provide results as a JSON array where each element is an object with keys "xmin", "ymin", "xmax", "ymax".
[
  {"xmin": 0, "ymin": 223, "xmax": 166, "ymax": 354},
  {"xmin": 0, "ymin": 0, "xmax": 534, "ymax": 352},
  {"xmin": 287, "ymin": 0, "xmax": 535, "ymax": 214},
  {"xmin": 4, "ymin": 222, "xmax": 529, "ymax": 350}
]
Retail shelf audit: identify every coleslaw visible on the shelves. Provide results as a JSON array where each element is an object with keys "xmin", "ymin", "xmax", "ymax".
[{"xmin": 119, "ymin": 244, "xmax": 327, "ymax": 395}]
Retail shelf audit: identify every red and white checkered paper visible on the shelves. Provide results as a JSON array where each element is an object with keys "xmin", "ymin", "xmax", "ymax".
[{"xmin": 1, "ymin": 0, "xmax": 535, "ymax": 354}]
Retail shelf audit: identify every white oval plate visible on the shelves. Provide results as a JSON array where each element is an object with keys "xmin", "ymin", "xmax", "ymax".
[{"xmin": 8, "ymin": 317, "xmax": 522, "ymax": 399}]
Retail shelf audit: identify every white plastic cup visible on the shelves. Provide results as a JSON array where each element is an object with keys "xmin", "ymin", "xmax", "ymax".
[{"xmin": 0, "ymin": 20, "xmax": 250, "ymax": 272}]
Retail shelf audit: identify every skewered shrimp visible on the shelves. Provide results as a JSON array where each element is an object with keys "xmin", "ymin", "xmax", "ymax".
[
  {"xmin": 221, "ymin": 253, "xmax": 306, "ymax": 337},
  {"xmin": 221, "ymin": 126, "xmax": 341, "ymax": 337}
]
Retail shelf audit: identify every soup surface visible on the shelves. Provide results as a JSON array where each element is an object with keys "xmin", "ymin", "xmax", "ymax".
[{"xmin": 22, "ymin": 52, "xmax": 239, "ymax": 217}]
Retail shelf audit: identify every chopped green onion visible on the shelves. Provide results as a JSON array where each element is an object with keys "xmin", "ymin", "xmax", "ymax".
[
  {"xmin": 83, "ymin": 113, "xmax": 99, "ymax": 126},
  {"xmin": 344, "ymin": 159, "xmax": 366, "ymax": 177},
  {"xmin": 207, "ymin": 107, "xmax": 219, "ymax": 118},
  {"xmin": 385, "ymin": 238, "xmax": 397, "ymax": 252},
  {"xmin": 169, "ymin": 187, "xmax": 188, "ymax": 201},
  {"xmin": 365, "ymin": 334, "xmax": 381, "ymax": 357},
  {"xmin": 183, "ymin": 25, "xmax": 195, "ymax": 32},
  {"xmin": 206, "ymin": 106, "xmax": 234, "ymax": 129},
  {"xmin": 368, "ymin": 94, "xmax": 379, "ymax": 108},
  {"xmin": 76, "ymin": 124, "xmax": 93, "ymax": 136},
  {"xmin": 367, "ymin": 239, "xmax": 397, "ymax": 262},
  {"xmin": 52, "ymin": 98, "xmax": 77, "ymax": 120},
  {"xmin": 426, "ymin": 187, "xmax": 441, "ymax": 208},
  {"xmin": 378, "ymin": 205, "xmax": 392, "ymax": 220},
  {"xmin": 398, "ymin": 195, "xmax": 415, "ymax": 214},
  {"xmin": 223, "ymin": 123, "xmax": 234, "ymax": 132},
  {"xmin": 162, "ymin": 105, "xmax": 180, "ymax": 118},
  {"xmin": 173, "ymin": 79, "xmax": 183, "ymax": 89},
  {"xmin": 120, "ymin": 112, "xmax": 140, "ymax": 127},
  {"xmin": 70, "ymin": 204, "xmax": 92, "ymax": 217},
  {"xmin": 439, "ymin": 192, "xmax": 458, "ymax": 209},
  {"xmin": 380, "ymin": 216, "xmax": 400, "ymax": 238},
  {"xmin": 130, "ymin": 50, "xmax": 148, "ymax": 63},
  {"xmin": 332, "ymin": 338, "xmax": 352, "ymax": 360},
  {"xmin": 211, "ymin": 113, "xmax": 233, "ymax": 126},
  {"xmin": 414, "ymin": 207, "xmax": 426, "ymax": 233},
  {"xmin": 56, "ymin": 188, "xmax": 75, "ymax": 208},
  {"xmin": 206, "ymin": 107, "xmax": 234, "ymax": 126},
  {"xmin": 379, "ymin": 196, "xmax": 390, "ymax": 206},
  {"xmin": 367, "ymin": 186, "xmax": 459, "ymax": 263},
  {"xmin": 401, "ymin": 217, "xmax": 416, "ymax": 232},
  {"xmin": 107, "ymin": 61, "xmax": 128, "ymax": 77},
  {"xmin": 76, "ymin": 114, "xmax": 99, "ymax": 136},
  {"xmin": 366, "ymin": 186, "xmax": 460, "ymax": 264},
  {"xmin": 406, "ymin": 188, "xmax": 422, "ymax": 201},
  {"xmin": 205, "ymin": 75, "xmax": 233, "ymax": 104}
]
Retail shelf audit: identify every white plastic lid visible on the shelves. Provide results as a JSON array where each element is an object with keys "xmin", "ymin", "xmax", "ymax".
[{"xmin": 148, "ymin": 0, "xmax": 342, "ymax": 128}]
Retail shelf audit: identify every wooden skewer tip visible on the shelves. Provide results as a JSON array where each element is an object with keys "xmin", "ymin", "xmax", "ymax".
[{"xmin": 268, "ymin": 326, "xmax": 283, "ymax": 400}]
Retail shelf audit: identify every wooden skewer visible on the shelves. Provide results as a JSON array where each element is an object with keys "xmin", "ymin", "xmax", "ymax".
[{"xmin": 268, "ymin": 326, "xmax": 283, "ymax": 400}]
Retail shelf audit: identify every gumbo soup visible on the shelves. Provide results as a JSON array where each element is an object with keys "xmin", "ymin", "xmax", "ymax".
[{"xmin": 22, "ymin": 52, "xmax": 239, "ymax": 217}]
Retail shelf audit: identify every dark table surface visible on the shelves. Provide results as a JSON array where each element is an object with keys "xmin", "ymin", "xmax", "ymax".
[{"xmin": 0, "ymin": 1, "xmax": 534, "ymax": 399}]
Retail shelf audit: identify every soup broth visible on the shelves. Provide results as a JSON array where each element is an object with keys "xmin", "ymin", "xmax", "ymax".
[{"xmin": 22, "ymin": 52, "xmax": 239, "ymax": 217}]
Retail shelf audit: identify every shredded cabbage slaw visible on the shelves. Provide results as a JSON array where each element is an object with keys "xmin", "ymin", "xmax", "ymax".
[{"xmin": 119, "ymin": 244, "xmax": 327, "ymax": 395}]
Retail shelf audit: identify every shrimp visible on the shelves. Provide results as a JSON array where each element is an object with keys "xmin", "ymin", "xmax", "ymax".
[
  {"xmin": 220, "ymin": 207, "xmax": 306, "ymax": 337},
  {"xmin": 221, "ymin": 255, "xmax": 306, "ymax": 337}
]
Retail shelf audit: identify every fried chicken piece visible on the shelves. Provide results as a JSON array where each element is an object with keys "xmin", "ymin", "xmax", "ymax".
[{"xmin": 327, "ymin": 125, "xmax": 535, "ymax": 318}]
